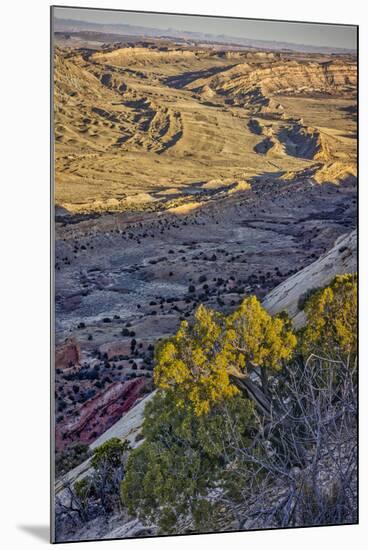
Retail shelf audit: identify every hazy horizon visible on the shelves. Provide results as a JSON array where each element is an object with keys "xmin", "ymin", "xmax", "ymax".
[{"xmin": 53, "ymin": 7, "xmax": 357, "ymax": 51}]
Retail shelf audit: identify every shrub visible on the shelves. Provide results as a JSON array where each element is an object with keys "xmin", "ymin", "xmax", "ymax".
[
  {"xmin": 55, "ymin": 443, "xmax": 90, "ymax": 477},
  {"xmin": 121, "ymin": 392, "xmax": 255, "ymax": 533},
  {"xmin": 301, "ymin": 274, "xmax": 357, "ymax": 359}
]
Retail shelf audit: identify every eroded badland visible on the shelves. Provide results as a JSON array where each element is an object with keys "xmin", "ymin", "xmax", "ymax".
[{"xmin": 54, "ymin": 38, "xmax": 357, "ymax": 460}]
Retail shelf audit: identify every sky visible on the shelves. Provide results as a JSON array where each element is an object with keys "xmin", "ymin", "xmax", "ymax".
[{"xmin": 54, "ymin": 7, "xmax": 357, "ymax": 50}]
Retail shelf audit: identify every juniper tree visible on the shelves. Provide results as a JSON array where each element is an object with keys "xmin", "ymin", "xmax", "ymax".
[{"xmin": 154, "ymin": 297, "xmax": 296, "ymax": 414}]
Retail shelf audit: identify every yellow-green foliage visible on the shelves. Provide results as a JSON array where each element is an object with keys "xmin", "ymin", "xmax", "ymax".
[
  {"xmin": 301, "ymin": 274, "xmax": 357, "ymax": 359},
  {"xmin": 154, "ymin": 297, "xmax": 296, "ymax": 415},
  {"xmin": 225, "ymin": 296, "xmax": 297, "ymax": 372},
  {"xmin": 154, "ymin": 304, "xmax": 238, "ymax": 415},
  {"xmin": 74, "ymin": 478, "xmax": 91, "ymax": 501}
]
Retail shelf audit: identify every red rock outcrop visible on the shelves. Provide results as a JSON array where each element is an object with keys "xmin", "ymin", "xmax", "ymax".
[
  {"xmin": 55, "ymin": 377, "xmax": 145, "ymax": 451},
  {"xmin": 55, "ymin": 338, "xmax": 80, "ymax": 370}
]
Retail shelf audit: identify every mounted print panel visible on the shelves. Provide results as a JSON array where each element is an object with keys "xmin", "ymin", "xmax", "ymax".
[{"xmin": 51, "ymin": 6, "xmax": 358, "ymax": 543}]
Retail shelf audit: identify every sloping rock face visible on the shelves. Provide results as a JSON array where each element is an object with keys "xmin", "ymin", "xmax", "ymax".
[
  {"xmin": 54, "ymin": 52, "xmax": 184, "ymax": 159},
  {"xmin": 55, "ymin": 378, "xmax": 145, "ymax": 451},
  {"xmin": 262, "ymin": 229, "xmax": 356, "ymax": 327},
  {"xmin": 252, "ymin": 122, "xmax": 333, "ymax": 161},
  {"xmin": 55, "ymin": 338, "xmax": 80, "ymax": 370}
]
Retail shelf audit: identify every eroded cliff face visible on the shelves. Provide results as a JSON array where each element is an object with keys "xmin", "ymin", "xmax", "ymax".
[{"xmin": 191, "ymin": 60, "xmax": 357, "ymax": 107}]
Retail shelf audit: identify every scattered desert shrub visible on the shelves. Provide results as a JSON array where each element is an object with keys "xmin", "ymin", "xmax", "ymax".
[
  {"xmin": 55, "ymin": 443, "xmax": 91, "ymax": 478},
  {"xmin": 56, "ymin": 438, "xmax": 130, "ymax": 526}
]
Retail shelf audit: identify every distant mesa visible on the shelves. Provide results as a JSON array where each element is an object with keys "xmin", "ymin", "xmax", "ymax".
[{"xmin": 91, "ymin": 47, "xmax": 197, "ymax": 67}]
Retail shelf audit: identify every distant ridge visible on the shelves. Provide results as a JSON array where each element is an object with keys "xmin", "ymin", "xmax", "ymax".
[{"xmin": 54, "ymin": 18, "xmax": 356, "ymax": 54}]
